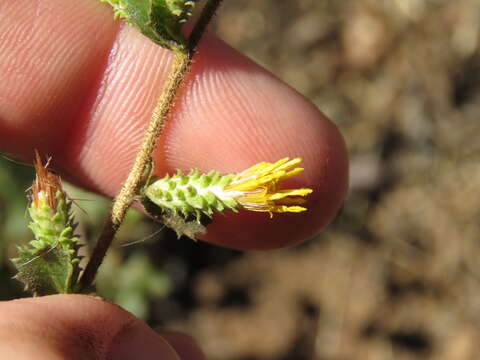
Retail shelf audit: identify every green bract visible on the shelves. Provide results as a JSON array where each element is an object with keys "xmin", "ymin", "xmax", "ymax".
[
  {"xmin": 141, "ymin": 158, "xmax": 314, "ymax": 239},
  {"xmin": 142, "ymin": 170, "xmax": 238, "ymax": 239},
  {"xmin": 101, "ymin": 0, "xmax": 197, "ymax": 51},
  {"xmin": 144, "ymin": 170, "xmax": 237, "ymax": 219}
]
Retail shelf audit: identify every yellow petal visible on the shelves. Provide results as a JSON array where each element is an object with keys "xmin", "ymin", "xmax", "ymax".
[
  {"xmin": 282, "ymin": 167, "xmax": 304, "ymax": 179},
  {"xmin": 251, "ymin": 158, "xmax": 289, "ymax": 176},
  {"xmin": 267, "ymin": 188, "xmax": 312, "ymax": 200},
  {"xmin": 225, "ymin": 157, "xmax": 312, "ymax": 216},
  {"xmin": 269, "ymin": 205, "xmax": 308, "ymax": 213},
  {"xmin": 275, "ymin": 157, "xmax": 302, "ymax": 172}
]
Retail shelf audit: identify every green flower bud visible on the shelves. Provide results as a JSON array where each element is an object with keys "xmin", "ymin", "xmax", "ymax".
[
  {"xmin": 12, "ymin": 153, "xmax": 82, "ymax": 296},
  {"xmin": 101, "ymin": 0, "xmax": 197, "ymax": 51}
]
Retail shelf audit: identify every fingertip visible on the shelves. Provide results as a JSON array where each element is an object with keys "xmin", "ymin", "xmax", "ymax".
[
  {"xmin": 155, "ymin": 38, "xmax": 348, "ymax": 249},
  {"xmin": 0, "ymin": 295, "xmax": 183, "ymax": 360}
]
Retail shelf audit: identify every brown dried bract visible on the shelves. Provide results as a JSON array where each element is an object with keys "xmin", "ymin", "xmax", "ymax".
[{"xmin": 32, "ymin": 151, "xmax": 63, "ymax": 209}]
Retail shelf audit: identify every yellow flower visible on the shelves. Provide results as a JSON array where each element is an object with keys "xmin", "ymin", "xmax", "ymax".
[
  {"xmin": 224, "ymin": 158, "xmax": 313, "ymax": 215},
  {"xmin": 143, "ymin": 157, "xmax": 313, "ymax": 239}
]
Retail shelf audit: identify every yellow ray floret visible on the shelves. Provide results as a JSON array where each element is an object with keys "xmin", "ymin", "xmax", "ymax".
[{"xmin": 224, "ymin": 158, "xmax": 313, "ymax": 215}]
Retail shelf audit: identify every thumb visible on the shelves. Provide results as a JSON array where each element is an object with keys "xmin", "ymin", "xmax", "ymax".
[{"xmin": 0, "ymin": 295, "xmax": 203, "ymax": 360}]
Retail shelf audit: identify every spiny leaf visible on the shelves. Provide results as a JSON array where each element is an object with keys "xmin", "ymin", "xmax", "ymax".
[
  {"xmin": 142, "ymin": 197, "xmax": 208, "ymax": 240},
  {"xmin": 161, "ymin": 212, "xmax": 208, "ymax": 240},
  {"xmin": 101, "ymin": 0, "xmax": 197, "ymax": 51}
]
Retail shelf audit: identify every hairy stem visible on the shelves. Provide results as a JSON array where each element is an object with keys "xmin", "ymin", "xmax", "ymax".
[
  {"xmin": 112, "ymin": 50, "xmax": 190, "ymax": 226},
  {"xmin": 79, "ymin": 0, "xmax": 224, "ymax": 292}
]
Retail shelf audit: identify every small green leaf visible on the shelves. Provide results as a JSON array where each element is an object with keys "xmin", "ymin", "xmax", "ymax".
[
  {"xmin": 160, "ymin": 211, "xmax": 208, "ymax": 239},
  {"xmin": 101, "ymin": 0, "xmax": 197, "ymax": 51},
  {"xmin": 13, "ymin": 241, "xmax": 80, "ymax": 296},
  {"xmin": 142, "ymin": 197, "xmax": 208, "ymax": 240}
]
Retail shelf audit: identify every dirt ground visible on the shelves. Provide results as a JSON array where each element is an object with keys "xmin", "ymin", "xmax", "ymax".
[{"xmin": 154, "ymin": 1, "xmax": 480, "ymax": 359}]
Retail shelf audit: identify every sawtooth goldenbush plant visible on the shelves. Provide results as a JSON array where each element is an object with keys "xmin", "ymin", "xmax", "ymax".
[{"xmin": 11, "ymin": 0, "xmax": 313, "ymax": 296}]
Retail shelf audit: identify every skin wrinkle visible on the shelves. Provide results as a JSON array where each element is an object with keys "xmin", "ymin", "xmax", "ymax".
[
  {"xmin": 213, "ymin": 72, "xmax": 271, "ymax": 157},
  {"xmin": 64, "ymin": 22, "xmax": 124, "ymax": 191},
  {"xmin": 181, "ymin": 69, "xmax": 258, "ymax": 164},
  {"xmin": 160, "ymin": 41, "xmax": 274, "ymax": 172},
  {"xmin": 73, "ymin": 24, "xmax": 175, "ymax": 195},
  {"xmin": 0, "ymin": 0, "xmax": 118, "ymax": 158},
  {"xmin": 159, "ymin": 37, "xmax": 319, "ymax": 172},
  {"xmin": 256, "ymin": 86, "xmax": 335, "ymax": 182},
  {"xmin": 0, "ymin": 4, "xmax": 38, "ymax": 122},
  {"xmin": 126, "ymin": 42, "xmax": 167, "ymax": 117},
  {"xmin": 253, "ymin": 94, "xmax": 307, "ymax": 156},
  {"xmin": 68, "ymin": 22, "xmax": 126, "ymax": 189},
  {"xmin": 147, "ymin": 38, "xmax": 347, "ymax": 249}
]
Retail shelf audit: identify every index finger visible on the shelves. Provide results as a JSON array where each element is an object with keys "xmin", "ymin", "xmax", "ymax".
[{"xmin": 0, "ymin": 0, "xmax": 348, "ymax": 249}]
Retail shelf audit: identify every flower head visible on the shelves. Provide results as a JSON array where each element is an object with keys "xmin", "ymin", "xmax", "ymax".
[
  {"xmin": 224, "ymin": 158, "xmax": 313, "ymax": 216},
  {"xmin": 144, "ymin": 157, "xmax": 312, "ymax": 221},
  {"xmin": 142, "ymin": 157, "xmax": 313, "ymax": 239}
]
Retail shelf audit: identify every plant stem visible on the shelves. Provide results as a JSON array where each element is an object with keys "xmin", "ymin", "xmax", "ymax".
[
  {"xmin": 111, "ymin": 50, "xmax": 190, "ymax": 227},
  {"xmin": 188, "ymin": 0, "xmax": 224, "ymax": 50},
  {"xmin": 79, "ymin": 0, "xmax": 224, "ymax": 292}
]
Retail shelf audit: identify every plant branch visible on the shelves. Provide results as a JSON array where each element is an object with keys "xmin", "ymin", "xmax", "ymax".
[
  {"xmin": 188, "ymin": 0, "xmax": 224, "ymax": 51},
  {"xmin": 79, "ymin": 0, "xmax": 225, "ymax": 292}
]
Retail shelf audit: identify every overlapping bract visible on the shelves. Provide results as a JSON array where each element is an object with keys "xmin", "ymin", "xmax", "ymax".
[{"xmin": 101, "ymin": 0, "xmax": 197, "ymax": 50}]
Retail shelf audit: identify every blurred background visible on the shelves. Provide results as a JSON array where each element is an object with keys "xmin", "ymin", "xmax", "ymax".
[{"xmin": 1, "ymin": 0, "xmax": 480, "ymax": 358}]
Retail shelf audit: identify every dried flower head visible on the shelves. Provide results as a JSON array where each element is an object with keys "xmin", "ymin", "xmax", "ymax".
[{"xmin": 31, "ymin": 151, "xmax": 63, "ymax": 210}]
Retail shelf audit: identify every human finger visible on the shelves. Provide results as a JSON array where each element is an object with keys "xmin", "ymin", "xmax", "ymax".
[
  {"xmin": 0, "ymin": 295, "xmax": 204, "ymax": 360},
  {"xmin": 0, "ymin": 0, "xmax": 348, "ymax": 249}
]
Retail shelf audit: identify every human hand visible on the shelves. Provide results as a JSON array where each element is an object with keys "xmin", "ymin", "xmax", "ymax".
[{"xmin": 1, "ymin": 0, "xmax": 348, "ymax": 357}]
